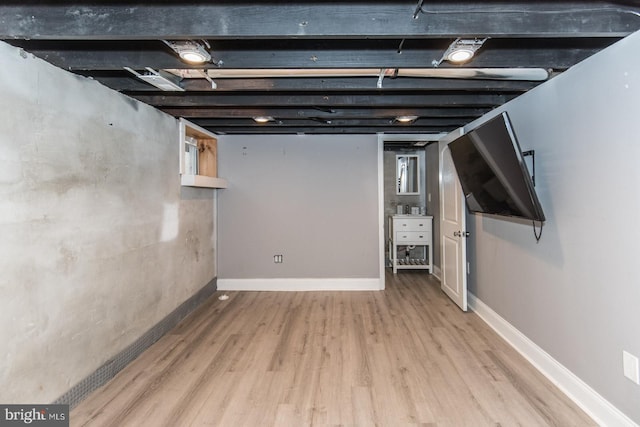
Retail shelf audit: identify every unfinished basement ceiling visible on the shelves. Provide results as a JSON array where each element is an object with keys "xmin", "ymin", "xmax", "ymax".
[{"xmin": 1, "ymin": 1, "xmax": 639, "ymax": 135}]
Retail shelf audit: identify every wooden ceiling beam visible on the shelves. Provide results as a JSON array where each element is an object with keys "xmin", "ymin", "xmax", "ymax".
[
  {"xmin": 1, "ymin": 2, "xmax": 638, "ymax": 40},
  {"xmin": 157, "ymin": 107, "xmax": 493, "ymax": 119},
  {"xmin": 191, "ymin": 118, "xmax": 468, "ymax": 127},
  {"xmin": 11, "ymin": 40, "xmax": 612, "ymax": 70},
  {"xmin": 129, "ymin": 92, "xmax": 516, "ymax": 108},
  {"xmin": 206, "ymin": 126, "xmax": 459, "ymax": 135},
  {"xmin": 89, "ymin": 76, "xmax": 539, "ymax": 92}
]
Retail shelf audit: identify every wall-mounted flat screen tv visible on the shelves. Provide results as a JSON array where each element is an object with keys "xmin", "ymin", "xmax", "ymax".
[{"xmin": 448, "ymin": 112, "xmax": 545, "ymax": 222}]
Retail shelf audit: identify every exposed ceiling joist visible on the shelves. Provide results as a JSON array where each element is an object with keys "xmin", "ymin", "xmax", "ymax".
[
  {"xmin": 1, "ymin": 1, "xmax": 639, "ymax": 135},
  {"xmin": 129, "ymin": 93, "xmax": 517, "ymax": 108},
  {"xmin": 157, "ymin": 107, "xmax": 493, "ymax": 119},
  {"xmin": 208, "ymin": 126, "xmax": 457, "ymax": 135},
  {"xmin": 87, "ymin": 75, "xmax": 539, "ymax": 92},
  {"xmin": 193, "ymin": 117, "xmax": 468, "ymax": 127},
  {"xmin": 10, "ymin": 39, "xmax": 615, "ymax": 70},
  {"xmin": 2, "ymin": 2, "xmax": 638, "ymax": 39}
]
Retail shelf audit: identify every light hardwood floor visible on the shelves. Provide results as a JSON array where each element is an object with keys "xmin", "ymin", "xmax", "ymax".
[{"xmin": 71, "ymin": 271, "xmax": 596, "ymax": 426}]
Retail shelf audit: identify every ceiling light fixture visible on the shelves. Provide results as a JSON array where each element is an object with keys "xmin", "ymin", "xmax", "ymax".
[
  {"xmin": 447, "ymin": 47, "xmax": 474, "ymax": 63},
  {"xmin": 253, "ymin": 116, "xmax": 274, "ymax": 123},
  {"xmin": 395, "ymin": 115, "xmax": 419, "ymax": 123},
  {"xmin": 163, "ymin": 40, "xmax": 212, "ymax": 64},
  {"xmin": 433, "ymin": 38, "xmax": 488, "ymax": 67}
]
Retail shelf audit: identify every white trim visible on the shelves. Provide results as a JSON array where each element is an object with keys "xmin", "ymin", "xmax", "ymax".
[
  {"xmin": 180, "ymin": 174, "xmax": 228, "ymax": 188},
  {"xmin": 432, "ymin": 264, "xmax": 442, "ymax": 281},
  {"xmin": 213, "ymin": 191, "xmax": 218, "ymax": 277},
  {"xmin": 469, "ymin": 293, "xmax": 639, "ymax": 427},
  {"xmin": 378, "ymin": 133, "xmax": 446, "ymax": 289},
  {"xmin": 217, "ymin": 278, "xmax": 382, "ymax": 292},
  {"xmin": 377, "ymin": 137, "xmax": 386, "ymax": 290}
]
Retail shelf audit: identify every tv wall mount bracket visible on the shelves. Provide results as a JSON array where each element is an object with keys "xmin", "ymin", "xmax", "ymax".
[{"xmin": 522, "ymin": 150, "xmax": 536, "ymax": 186}]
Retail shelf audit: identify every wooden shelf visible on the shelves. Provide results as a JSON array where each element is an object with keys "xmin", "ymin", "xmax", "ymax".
[
  {"xmin": 179, "ymin": 118, "xmax": 228, "ymax": 189},
  {"xmin": 180, "ymin": 174, "xmax": 228, "ymax": 189}
]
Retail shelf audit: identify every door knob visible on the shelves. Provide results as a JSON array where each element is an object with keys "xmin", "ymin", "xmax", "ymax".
[
  {"xmin": 463, "ymin": 231, "xmax": 470, "ymax": 237},
  {"xmin": 453, "ymin": 231, "xmax": 461, "ymax": 237}
]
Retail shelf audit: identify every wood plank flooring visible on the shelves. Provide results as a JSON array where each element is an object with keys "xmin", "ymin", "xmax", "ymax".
[{"xmin": 71, "ymin": 271, "xmax": 596, "ymax": 426}]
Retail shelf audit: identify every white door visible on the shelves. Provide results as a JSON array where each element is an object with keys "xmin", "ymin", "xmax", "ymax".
[{"xmin": 439, "ymin": 135, "xmax": 468, "ymax": 311}]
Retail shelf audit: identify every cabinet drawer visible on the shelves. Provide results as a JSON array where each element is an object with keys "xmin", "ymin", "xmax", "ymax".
[
  {"xmin": 395, "ymin": 231, "xmax": 431, "ymax": 243},
  {"xmin": 393, "ymin": 218, "xmax": 430, "ymax": 231}
]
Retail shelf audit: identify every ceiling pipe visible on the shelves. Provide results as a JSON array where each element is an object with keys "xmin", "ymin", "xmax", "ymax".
[{"xmin": 202, "ymin": 68, "xmax": 549, "ymax": 81}]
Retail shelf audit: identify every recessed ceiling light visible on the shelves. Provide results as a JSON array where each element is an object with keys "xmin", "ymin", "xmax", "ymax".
[
  {"xmin": 253, "ymin": 116, "xmax": 274, "ymax": 123},
  {"xmin": 163, "ymin": 40, "xmax": 212, "ymax": 64},
  {"xmin": 396, "ymin": 115, "xmax": 418, "ymax": 123},
  {"xmin": 180, "ymin": 50, "xmax": 210, "ymax": 64},
  {"xmin": 447, "ymin": 48, "xmax": 475, "ymax": 63},
  {"xmin": 433, "ymin": 38, "xmax": 489, "ymax": 67}
]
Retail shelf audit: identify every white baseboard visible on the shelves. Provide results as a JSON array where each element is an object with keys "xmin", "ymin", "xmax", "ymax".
[
  {"xmin": 469, "ymin": 293, "xmax": 638, "ymax": 427},
  {"xmin": 217, "ymin": 278, "xmax": 383, "ymax": 292}
]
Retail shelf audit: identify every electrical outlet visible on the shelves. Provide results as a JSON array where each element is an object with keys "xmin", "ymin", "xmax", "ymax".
[{"xmin": 623, "ymin": 351, "xmax": 640, "ymax": 384}]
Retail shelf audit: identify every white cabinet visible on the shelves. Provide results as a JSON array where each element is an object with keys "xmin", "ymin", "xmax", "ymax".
[{"xmin": 390, "ymin": 215, "xmax": 433, "ymax": 274}]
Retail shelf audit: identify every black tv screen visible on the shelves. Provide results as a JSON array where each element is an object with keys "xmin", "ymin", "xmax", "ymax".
[{"xmin": 448, "ymin": 112, "xmax": 545, "ymax": 222}]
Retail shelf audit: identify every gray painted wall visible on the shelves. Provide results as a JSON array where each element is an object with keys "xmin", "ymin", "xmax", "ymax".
[
  {"xmin": 217, "ymin": 135, "xmax": 379, "ymax": 279},
  {"xmin": 463, "ymin": 31, "xmax": 640, "ymax": 423},
  {"xmin": 0, "ymin": 42, "xmax": 216, "ymax": 403}
]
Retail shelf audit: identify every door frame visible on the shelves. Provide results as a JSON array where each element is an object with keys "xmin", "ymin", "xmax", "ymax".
[{"xmin": 377, "ymin": 133, "xmax": 446, "ymax": 289}]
